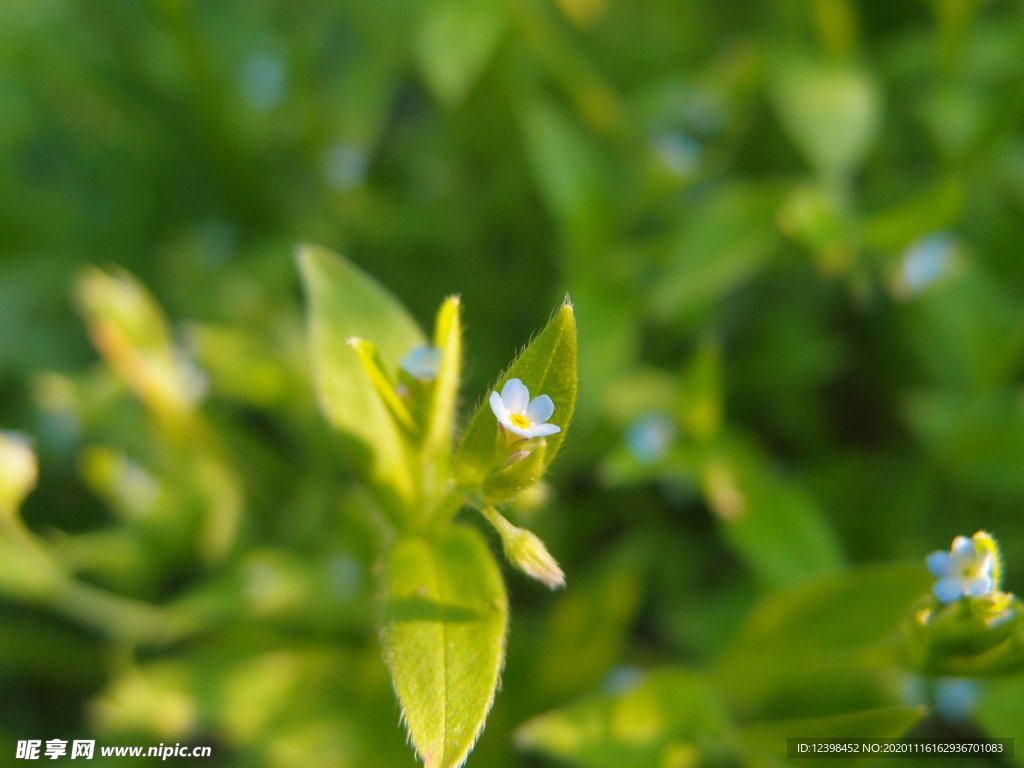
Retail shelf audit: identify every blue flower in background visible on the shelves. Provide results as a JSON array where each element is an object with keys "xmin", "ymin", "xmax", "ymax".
[
  {"xmin": 901, "ymin": 233, "xmax": 955, "ymax": 294},
  {"xmin": 400, "ymin": 345, "xmax": 442, "ymax": 382},
  {"xmin": 927, "ymin": 535, "xmax": 995, "ymax": 603},
  {"xmin": 626, "ymin": 412, "xmax": 674, "ymax": 464},
  {"xmin": 489, "ymin": 378, "xmax": 560, "ymax": 439}
]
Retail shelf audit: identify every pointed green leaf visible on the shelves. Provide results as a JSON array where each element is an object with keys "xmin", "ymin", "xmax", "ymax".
[
  {"xmin": 425, "ymin": 296, "xmax": 462, "ymax": 471},
  {"xmin": 348, "ymin": 337, "xmax": 417, "ymax": 434},
  {"xmin": 297, "ymin": 245, "xmax": 426, "ymax": 523},
  {"xmin": 455, "ymin": 301, "xmax": 578, "ymax": 491},
  {"xmin": 414, "ymin": 0, "xmax": 505, "ymax": 106},
  {"xmin": 772, "ymin": 62, "xmax": 881, "ymax": 182},
  {"xmin": 515, "ymin": 669, "xmax": 734, "ymax": 768},
  {"xmin": 381, "ymin": 526, "xmax": 508, "ymax": 768}
]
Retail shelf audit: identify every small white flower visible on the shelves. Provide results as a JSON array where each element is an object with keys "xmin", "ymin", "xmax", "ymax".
[
  {"xmin": 489, "ymin": 378, "xmax": 560, "ymax": 439},
  {"xmin": 400, "ymin": 345, "xmax": 442, "ymax": 382},
  {"xmin": 927, "ymin": 535, "xmax": 995, "ymax": 604}
]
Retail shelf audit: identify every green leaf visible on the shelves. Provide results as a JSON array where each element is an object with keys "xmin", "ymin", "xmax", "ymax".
[
  {"xmin": 715, "ymin": 562, "xmax": 932, "ymax": 722},
  {"xmin": 520, "ymin": 99, "xmax": 611, "ymax": 243},
  {"xmin": 381, "ymin": 526, "xmax": 508, "ymax": 768},
  {"xmin": 676, "ymin": 339, "xmax": 723, "ymax": 443},
  {"xmin": 414, "ymin": 0, "xmax": 505, "ymax": 106},
  {"xmin": 515, "ymin": 668, "xmax": 735, "ymax": 768},
  {"xmin": 425, "ymin": 296, "xmax": 462, "ymax": 475},
  {"xmin": 701, "ymin": 437, "xmax": 841, "ymax": 587},
  {"xmin": 73, "ymin": 267, "xmax": 196, "ymax": 428},
  {"xmin": 861, "ymin": 178, "xmax": 963, "ymax": 252},
  {"xmin": 455, "ymin": 301, "xmax": 578, "ymax": 493},
  {"xmin": 650, "ymin": 184, "xmax": 783, "ymax": 322},
  {"xmin": 349, "ymin": 337, "xmax": 417, "ymax": 433},
  {"xmin": 297, "ymin": 245, "xmax": 426, "ymax": 525},
  {"xmin": 977, "ymin": 674, "xmax": 1024, "ymax": 746},
  {"xmin": 772, "ymin": 62, "xmax": 881, "ymax": 182}
]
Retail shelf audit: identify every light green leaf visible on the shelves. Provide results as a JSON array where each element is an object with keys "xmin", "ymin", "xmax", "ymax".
[
  {"xmin": 515, "ymin": 668, "xmax": 735, "ymax": 768},
  {"xmin": 349, "ymin": 337, "xmax": 417, "ymax": 433},
  {"xmin": 415, "ymin": 0, "xmax": 505, "ymax": 106},
  {"xmin": 297, "ymin": 245, "xmax": 426, "ymax": 525},
  {"xmin": 772, "ymin": 62, "xmax": 881, "ymax": 182},
  {"xmin": 381, "ymin": 526, "xmax": 508, "ymax": 768},
  {"xmin": 425, "ymin": 296, "xmax": 462, "ymax": 475},
  {"xmin": 455, "ymin": 301, "xmax": 578, "ymax": 492}
]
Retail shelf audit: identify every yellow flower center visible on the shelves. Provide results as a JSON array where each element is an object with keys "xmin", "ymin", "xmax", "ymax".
[{"xmin": 510, "ymin": 413, "xmax": 531, "ymax": 430}]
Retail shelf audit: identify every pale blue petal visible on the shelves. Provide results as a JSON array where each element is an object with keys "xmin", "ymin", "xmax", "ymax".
[
  {"xmin": 501, "ymin": 378, "xmax": 529, "ymax": 412},
  {"xmin": 926, "ymin": 551, "xmax": 954, "ymax": 578},
  {"xmin": 401, "ymin": 345, "xmax": 441, "ymax": 381},
  {"xmin": 965, "ymin": 576, "xmax": 993, "ymax": 597},
  {"xmin": 526, "ymin": 394, "xmax": 555, "ymax": 424},
  {"xmin": 525, "ymin": 422, "xmax": 561, "ymax": 438},
  {"xmin": 489, "ymin": 391, "xmax": 511, "ymax": 428},
  {"xmin": 933, "ymin": 578, "xmax": 963, "ymax": 603},
  {"xmin": 934, "ymin": 678, "xmax": 977, "ymax": 723},
  {"xmin": 951, "ymin": 536, "xmax": 973, "ymax": 561}
]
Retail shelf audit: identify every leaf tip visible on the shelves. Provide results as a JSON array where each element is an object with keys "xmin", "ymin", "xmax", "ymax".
[{"xmin": 294, "ymin": 242, "xmax": 317, "ymax": 269}]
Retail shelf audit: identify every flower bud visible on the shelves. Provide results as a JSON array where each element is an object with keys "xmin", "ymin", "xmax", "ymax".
[{"xmin": 482, "ymin": 506, "xmax": 564, "ymax": 590}]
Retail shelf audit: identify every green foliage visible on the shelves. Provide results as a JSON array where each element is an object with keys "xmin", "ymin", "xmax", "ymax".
[
  {"xmin": 298, "ymin": 246, "xmax": 575, "ymax": 764},
  {"xmin": 299, "ymin": 244, "xmax": 427, "ymax": 525},
  {"xmin": 455, "ymin": 301, "xmax": 578, "ymax": 501},
  {"xmin": 382, "ymin": 527, "xmax": 508, "ymax": 768},
  {"xmin": 518, "ymin": 564, "xmax": 933, "ymax": 768},
  {"xmin": 516, "ymin": 669, "xmax": 735, "ymax": 768},
  {"xmin": 415, "ymin": 0, "xmax": 506, "ymax": 106},
  {"xmin": 3, "ymin": 1, "xmax": 1024, "ymax": 765}
]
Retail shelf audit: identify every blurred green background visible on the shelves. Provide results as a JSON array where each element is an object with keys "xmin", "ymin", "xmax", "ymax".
[{"xmin": 3, "ymin": 0, "xmax": 1024, "ymax": 765}]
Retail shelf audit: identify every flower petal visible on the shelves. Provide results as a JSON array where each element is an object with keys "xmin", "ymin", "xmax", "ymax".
[
  {"xmin": 524, "ymin": 422, "xmax": 561, "ymax": 438},
  {"xmin": 525, "ymin": 394, "xmax": 555, "ymax": 425},
  {"xmin": 926, "ymin": 551, "xmax": 954, "ymax": 578},
  {"xmin": 489, "ymin": 391, "xmax": 511, "ymax": 428},
  {"xmin": 965, "ymin": 575, "xmax": 993, "ymax": 597},
  {"xmin": 401, "ymin": 345, "xmax": 442, "ymax": 381},
  {"xmin": 933, "ymin": 577, "xmax": 963, "ymax": 603},
  {"xmin": 951, "ymin": 535, "xmax": 974, "ymax": 562},
  {"xmin": 501, "ymin": 378, "xmax": 530, "ymax": 413}
]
